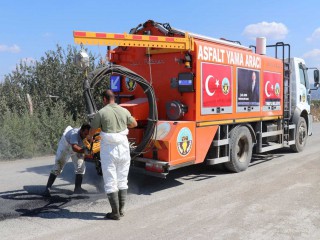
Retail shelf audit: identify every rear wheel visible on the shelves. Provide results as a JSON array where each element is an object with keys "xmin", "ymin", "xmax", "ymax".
[
  {"xmin": 224, "ymin": 126, "xmax": 253, "ymax": 173},
  {"xmin": 290, "ymin": 117, "xmax": 307, "ymax": 153}
]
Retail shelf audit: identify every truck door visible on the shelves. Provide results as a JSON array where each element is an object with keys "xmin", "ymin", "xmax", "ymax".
[
  {"xmin": 297, "ymin": 62, "xmax": 310, "ymax": 113},
  {"xmin": 297, "ymin": 62, "xmax": 313, "ymax": 136}
]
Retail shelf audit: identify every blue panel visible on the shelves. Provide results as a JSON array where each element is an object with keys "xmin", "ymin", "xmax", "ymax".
[
  {"xmin": 110, "ymin": 76, "xmax": 121, "ymax": 92},
  {"xmin": 179, "ymin": 80, "xmax": 193, "ymax": 86}
]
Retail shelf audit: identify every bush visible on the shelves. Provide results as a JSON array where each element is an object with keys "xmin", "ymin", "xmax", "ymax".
[
  {"xmin": 0, "ymin": 111, "xmax": 32, "ymax": 159},
  {"xmin": 0, "ymin": 103, "xmax": 82, "ymax": 160},
  {"xmin": 0, "ymin": 44, "xmax": 95, "ymax": 160}
]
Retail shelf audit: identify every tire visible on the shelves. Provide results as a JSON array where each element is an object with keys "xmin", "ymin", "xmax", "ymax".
[
  {"xmin": 290, "ymin": 117, "xmax": 308, "ymax": 153},
  {"xmin": 224, "ymin": 126, "xmax": 253, "ymax": 173}
]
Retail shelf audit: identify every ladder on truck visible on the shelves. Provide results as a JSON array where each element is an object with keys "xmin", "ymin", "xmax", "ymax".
[
  {"xmin": 73, "ymin": 31, "xmax": 194, "ymax": 53},
  {"xmin": 266, "ymin": 42, "xmax": 295, "ymax": 146}
]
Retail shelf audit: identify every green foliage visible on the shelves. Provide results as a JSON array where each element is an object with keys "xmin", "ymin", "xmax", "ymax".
[
  {"xmin": 0, "ymin": 44, "xmax": 96, "ymax": 160},
  {"xmin": 0, "ymin": 105, "xmax": 81, "ymax": 160},
  {"xmin": 0, "ymin": 110, "xmax": 34, "ymax": 159}
]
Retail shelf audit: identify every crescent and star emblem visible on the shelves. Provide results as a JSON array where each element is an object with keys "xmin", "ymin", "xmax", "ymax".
[
  {"xmin": 265, "ymin": 81, "xmax": 271, "ymax": 97},
  {"xmin": 205, "ymin": 75, "xmax": 215, "ymax": 96}
]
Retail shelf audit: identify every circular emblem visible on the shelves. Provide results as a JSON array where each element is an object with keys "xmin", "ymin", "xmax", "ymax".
[
  {"xmin": 177, "ymin": 127, "xmax": 193, "ymax": 156},
  {"xmin": 274, "ymin": 83, "xmax": 280, "ymax": 97},
  {"xmin": 125, "ymin": 77, "xmax": 137, "ymax": 91},
  {"xmin": 222, "ymin": 77, "xmax": 230, "ymax": 95}
]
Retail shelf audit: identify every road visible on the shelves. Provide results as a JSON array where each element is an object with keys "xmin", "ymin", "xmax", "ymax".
[{"xmin": 0, "ymin": 124, "xmax": 320, "ymax": 240}]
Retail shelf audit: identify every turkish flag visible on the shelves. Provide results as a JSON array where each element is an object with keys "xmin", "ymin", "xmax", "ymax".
[
  {"xmin": 202, "ymin": 62, "xmax": 232, "ymax": 107},
  {"xmin": 263, "ymin": 72, "xmax": 282, "ymax": 106}
]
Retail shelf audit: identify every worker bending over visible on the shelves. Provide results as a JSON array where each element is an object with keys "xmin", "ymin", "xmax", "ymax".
[{"xmin": 43, "ymin": 123, "xmax": 91, "ymax": 197}]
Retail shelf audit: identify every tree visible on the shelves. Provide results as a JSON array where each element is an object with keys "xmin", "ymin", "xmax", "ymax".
[{"xmin": 0, "ymin": 44, "xmax": 99, "ymax": 160}]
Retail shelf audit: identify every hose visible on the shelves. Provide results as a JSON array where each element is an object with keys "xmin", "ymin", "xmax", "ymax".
[{"xmin": 84, "ymin": 64, "xmax": 158, "ymax": 158}]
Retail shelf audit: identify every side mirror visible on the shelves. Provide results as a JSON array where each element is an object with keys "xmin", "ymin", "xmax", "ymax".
[{"xmin": 314, "ymin": 69, "xmax": 319, "ymax": 88}]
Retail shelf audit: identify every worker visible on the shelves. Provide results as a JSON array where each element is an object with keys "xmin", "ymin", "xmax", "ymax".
[
  {"xmin": 90, "ymin": 89, "xmax": 137, "ymax": 220},
  {"xmin": 43, "ymin": 123, "xmax": 91, "ymax": 197}
]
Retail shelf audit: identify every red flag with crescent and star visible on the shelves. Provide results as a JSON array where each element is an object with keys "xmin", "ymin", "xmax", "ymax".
[
  {"xmin": 201, "ymin": 62, "xmax": 232, "ymax": 108},
  {"xmin": 263, "ymin": 71, "xmax": 282, "ymax": 106}
]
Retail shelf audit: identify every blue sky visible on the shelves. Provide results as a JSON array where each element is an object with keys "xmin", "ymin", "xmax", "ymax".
[{"xmin": 1, "ymin": 0, "xmax": 320, "ymax": 81}]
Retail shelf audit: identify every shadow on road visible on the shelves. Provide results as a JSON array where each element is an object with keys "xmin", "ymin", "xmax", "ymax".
[
  {"xmin": 0, "ymin": 149, "xmax": 291, "ymax": 221},
  {"xmin": 0, "ymin": 185, "xmax": 107, "ymax": 221},
  {"xmin": 127, "ymin": 149, "xmax": 292, "ymax": 196},
  {"xmin": 15, "ymin": 194, "xmax": 105, "ymax": 220},
  {"xmin": 21, "ymin": 158, "xmax": 221, "ymax": 197},
  {"xmin": 0, "ymin": 162, "xmax": 223, "ymax": 221},
  {"xmin": 127, "ymin": 162, "xmax": 229, "ymax": 196},
  {"xmin": 250, "ymin": 147, "xmax": 293, "ymax": 167}
]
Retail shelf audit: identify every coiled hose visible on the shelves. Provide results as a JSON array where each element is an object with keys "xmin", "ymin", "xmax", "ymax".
[{"xmin": 84, "ymin": 64, "xmax": 158, "ymax": 158}]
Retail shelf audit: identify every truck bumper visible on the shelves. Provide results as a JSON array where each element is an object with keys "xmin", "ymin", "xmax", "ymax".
[{"xmin": 131, "ymin": 157, "xmax": 195, "ymax": 178}]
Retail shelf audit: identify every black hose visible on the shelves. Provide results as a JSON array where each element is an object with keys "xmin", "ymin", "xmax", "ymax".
[
  {"xmin": 83, "ymin": 78, "xmax": 97, "ymax": 120},
  {"xmin": 85, "ymin": 64, "xmax": 158, "ymax": 158}
]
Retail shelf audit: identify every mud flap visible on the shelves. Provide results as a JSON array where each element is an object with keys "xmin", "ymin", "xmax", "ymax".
[{"xmin": 308, "ymin": 114, "xmax": 313, "ymax": 136}]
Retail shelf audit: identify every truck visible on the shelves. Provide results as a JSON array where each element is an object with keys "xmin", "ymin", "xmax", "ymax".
[{"xmin": 75, "ymin": 20, "xmax": 319, "ymax": 178}]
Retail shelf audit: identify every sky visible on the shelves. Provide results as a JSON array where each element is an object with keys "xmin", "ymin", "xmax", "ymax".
[{"xmin": 1, "ymin": 0, "xmax": 320, "ymax": 82}]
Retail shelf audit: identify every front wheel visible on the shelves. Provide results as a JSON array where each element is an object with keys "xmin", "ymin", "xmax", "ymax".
[
  {"xmin": 290, "ymin": 117, "xmax": 308, "ymax": 153},
  {"xmin": 224, "ymin": 126, "xmax": 253, "ymax": 173}
]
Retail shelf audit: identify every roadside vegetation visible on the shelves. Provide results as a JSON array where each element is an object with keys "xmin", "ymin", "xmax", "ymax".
[
  {"xmin": 311, "ymin": 99, "xmax": 320, "ymax": 122},
  {"xmin": 0, "ymin": 45, "xmax": 102, "ymax": 160}
]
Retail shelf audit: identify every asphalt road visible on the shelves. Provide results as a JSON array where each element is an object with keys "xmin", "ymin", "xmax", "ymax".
[{"xmin": 0, "ymin": 124, "xmax": 320, "ymax": 240}]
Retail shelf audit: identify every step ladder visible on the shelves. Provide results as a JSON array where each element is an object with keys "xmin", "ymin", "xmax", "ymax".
[{"xmin": 266, "ymin": 42, "xmax": 295, "ymax": 145}]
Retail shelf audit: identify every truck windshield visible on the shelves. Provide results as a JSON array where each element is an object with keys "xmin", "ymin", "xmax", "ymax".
[{"xmin": 299, "ymin": 64, "xmax": 309, "ymax": 89}]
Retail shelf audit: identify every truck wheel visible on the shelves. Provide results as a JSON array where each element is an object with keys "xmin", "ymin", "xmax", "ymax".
[
  {"xmin": 224, "ymin": 126, "xmax": 253, "ymax": 173},
  {"xmin": 290, "ymin": 117, "xmax": 307, "ymax": 153}
]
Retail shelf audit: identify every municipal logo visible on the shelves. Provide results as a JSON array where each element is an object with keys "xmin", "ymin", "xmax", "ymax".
[
  {"xmin": 177, "ymin": 127, "xmax": 193, "ymax": 156},
  {"xmin": 222, "ymin": 77, "xmax": 230, "ymax": 95},
  {"xmin": 125, "ymin": 77, "xmax": 137, "ymax": 91},
  {"xmin": 274, "ymin": 83, "xmax": 280, "ymax": 97}
]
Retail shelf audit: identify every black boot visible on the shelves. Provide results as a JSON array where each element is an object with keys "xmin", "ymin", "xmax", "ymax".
[
  {"xmin": 74, "ymin": 174, "xmax": 88, "ymax": 194},
  {"xmin": 118, "ymin": 189, "xmax": 127, "ymax": 217},
  {"xmin": 105, "ymin": 192, "xmax": 120, "ymax": 220},
  {"xmin": 43, "ymin": 173, "xmax": 57, "ymax": 197}
]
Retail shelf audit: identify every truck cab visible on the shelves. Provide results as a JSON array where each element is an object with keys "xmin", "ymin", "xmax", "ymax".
[{"xmin": 285, "ymin": 57, "xmax": 319, "ymax": 152}]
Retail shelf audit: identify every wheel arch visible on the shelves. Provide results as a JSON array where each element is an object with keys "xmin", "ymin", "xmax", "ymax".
[
  {"xmin": 292, "ymin": 107, "xmax": 309, "ymax": 132},
  {"xmin": 230, "ymin": 124, "xmax": 257, "ymax": 144}
]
